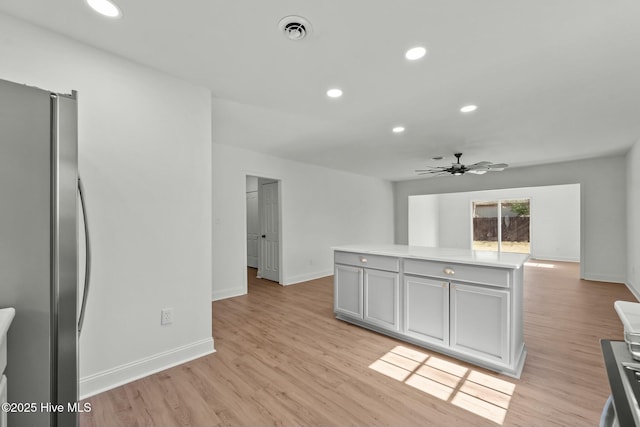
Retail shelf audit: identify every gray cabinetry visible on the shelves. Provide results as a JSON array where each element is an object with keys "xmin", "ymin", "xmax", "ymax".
[
  {"xmin": 404, "ymin": 275, "xmax": 449, "ymax": 345},
  {"xmin": 364, "ymin": 269, "xmax": 400, "ymax": 331},
  {"xmin": 334, "ymin": 264, "xmax": 363, "ymax": 319},
  {"xmin": 333, "ymin": 245, "xmax": 527, "ymax": 377},
  {"xmin": 334, "ymin": 251, "xmax": 400, "ymax": 330},
  {"xmin": 450, "ymin": 282, "xmax": 510, "ymax": 364}
]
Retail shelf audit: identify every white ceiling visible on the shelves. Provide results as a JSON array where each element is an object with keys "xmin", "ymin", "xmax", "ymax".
[{"xmin": 1, "ymin": 0, "xmax": 639, "ymax": 180}]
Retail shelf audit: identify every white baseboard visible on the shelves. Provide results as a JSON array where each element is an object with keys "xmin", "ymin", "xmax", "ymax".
[
  {"xmin": 79, "ymin": 337, "xmax": 215, "ymax": 400},
  {"xmin": 284, "ymin": 270, "xmax": 333, "ymax": 286},
  {"xmin": 582, "ymin": 272, "xmax": 626, "ymax": 284},
  {"xmin": 212, "ymin": 288, "xmax": 246, "ymax": 301},
  {"xmin": 211, "ymin": 270, "xmax": 332, "ymax": 298}
]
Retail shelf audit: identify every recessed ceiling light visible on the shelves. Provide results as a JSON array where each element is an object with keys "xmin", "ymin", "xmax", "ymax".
[
  {"xmin": 392, "ymin": 126, "xmax": 405, "ymax": 134},
  {"xmin": 326, "ymin": 88, "xmax": 343, "ymax": 98},
  {"xmin": 86, "ymin": 0, "xmax": 122, "ymax": 18},
  {"xmin": 460, "ymin": 105, "xmax": 478, "ymax": 113},
  {"xmin": 405, "ymin": 46, "xmax": 427, "ymax": 61}
]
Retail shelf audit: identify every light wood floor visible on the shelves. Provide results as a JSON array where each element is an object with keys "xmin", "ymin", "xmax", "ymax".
[{"xmin": 81, "ymin": 261, "xmax": 636, "ymax": 426}]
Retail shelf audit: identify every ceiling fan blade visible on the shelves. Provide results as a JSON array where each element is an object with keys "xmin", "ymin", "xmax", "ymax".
[
  {"xmin": 417, "ymin": 172, "xmax": 449, "ymax": 176},
  {"xmin": 416, "ymin": 170, "xmax": 451, "ymax": 176},
  {"xmin": 468, "ymin": 170, "xmax": 488, "ymax": 175},
  {"xmin": 416, "ymin": 165, "xmax": 448, "ymax": 170},
  {"xmin": 488, "ymin": 163, "xmax": 508, "ymax": 169},
  {"xmin": 468, "ymin": 161, "xmax": 492, "ymax": 168},
  {"xmin": 415, "ymin": 168, "xmax": 449, "ymax": 173}
]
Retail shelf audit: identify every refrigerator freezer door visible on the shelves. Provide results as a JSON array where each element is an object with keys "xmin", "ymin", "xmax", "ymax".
[
  {"xmin": 0, "ymin": 79, "xmax": 78, "ymax": 427},
  {"xmin": 0, "ymin": 79, "xmax": 54, "ymax": 427}
]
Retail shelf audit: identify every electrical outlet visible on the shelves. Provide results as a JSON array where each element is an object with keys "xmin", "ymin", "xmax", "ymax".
[{"xmin": 161, "ymin": 308, "xmax": 174, "ymax": 325}]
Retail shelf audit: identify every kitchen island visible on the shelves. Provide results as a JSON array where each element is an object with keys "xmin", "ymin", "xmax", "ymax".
[{"xmin": 333, "ymin": 244, "xmax": 529, "ymax": 377}]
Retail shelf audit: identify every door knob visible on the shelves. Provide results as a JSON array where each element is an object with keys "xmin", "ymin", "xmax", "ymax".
[{"xmin": 261, "ymin": 235, "xmax": 266, "ymax": 238}]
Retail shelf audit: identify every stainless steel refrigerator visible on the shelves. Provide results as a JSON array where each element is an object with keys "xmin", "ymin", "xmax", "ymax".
[{"xmin": 0, "ymin": 77, "xmax": 83, "ymax": 427}]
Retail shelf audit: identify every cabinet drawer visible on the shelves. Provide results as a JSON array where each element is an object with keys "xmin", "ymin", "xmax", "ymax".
[
  {"xmin": 404, "ymin": 259, "xmax": 510, "ymax": 288},
  {"xmin": 335, "ymin": 251, "xmax": 400, "ymax": 272}
]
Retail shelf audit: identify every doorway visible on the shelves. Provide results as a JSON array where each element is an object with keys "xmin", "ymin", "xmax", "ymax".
[{"xmin": 245, "ymin": 175, "xmax": 282, "ymax": 285}]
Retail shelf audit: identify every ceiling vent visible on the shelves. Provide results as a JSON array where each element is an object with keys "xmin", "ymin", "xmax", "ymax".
[{"xmin": 278, "ymin": 16, "xmax": 312, "ymax": 41}]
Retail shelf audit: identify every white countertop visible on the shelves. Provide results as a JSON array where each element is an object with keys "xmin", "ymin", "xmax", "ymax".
[
  {"xmin": 332, "ymin": 244, "xmax": 529, "ymax": 269},
  {"xmin": 615, "ymin": 301, "xmax": 640, "ymax": 333}
]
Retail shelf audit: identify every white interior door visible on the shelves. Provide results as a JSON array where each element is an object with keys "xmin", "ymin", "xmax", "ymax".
[
  {"xmin": 260, "ymin": 181, "xmax": 279, "ymax": 282},
  {"xmin": 246, "ymin": 191, "xmax": 259, "ymax": 268}
]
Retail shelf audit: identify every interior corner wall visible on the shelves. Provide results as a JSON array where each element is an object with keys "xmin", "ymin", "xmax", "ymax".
[
  {"xmin": 394, "ymin": 155, "xmax": 627, "ymax": 283},
  {"xmin": 212, "ymin": 143, "xmax": 394, "ymax": 300},
  {"xmin": 0, "ymin": 13, "xmax": 214, "ymax": 397},
  {"xmin": 627, "ymin": 140, "xmax": 640, "ymax": 297}
]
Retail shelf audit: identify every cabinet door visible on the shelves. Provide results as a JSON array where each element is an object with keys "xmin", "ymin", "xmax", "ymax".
[
  {"xmin": 450, "ymin": 282, "xmax": 510, "ymax": 364},
  {"xmin": 404, "ymin": 275, "xmax": 449, "ymax": 345},
  {"xmin": 334, "ymin": 264, "xmax": 363, "ymax": 319},
  {"xmin": 364, "ymin": 269, "xmax": 400, "ymax": 331}
]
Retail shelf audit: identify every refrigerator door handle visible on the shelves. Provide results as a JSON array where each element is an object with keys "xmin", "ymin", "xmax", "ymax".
[{"xmin": 77, "ymin": 176, "xmax": 91, "ymax": 334}]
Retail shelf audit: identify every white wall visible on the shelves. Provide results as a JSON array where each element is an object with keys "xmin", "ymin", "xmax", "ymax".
[
  {"xmin": 438, "ymin": 193, "xmax": 471, "ymax": 249},
  {"xmin": 409, "ymin": 185, "xmax": 580, "ymax": 261},
  {"xmin": 628, "ymin": 140, "xmax": 640, "ymax": 297},
  {"xmin": 0, "ymin": 13, "xmax": 214, "ymax": 397},
  {"xmin": 408, "ymin": 195, "xmax": 439, "ymax": 247},
  {"xmin": 394, "ymin": 156, "xmax": 627, "ymax": 283},
  {"xmin": 212, "ymin": 143, "xmax": 394, "ymax": 300}
]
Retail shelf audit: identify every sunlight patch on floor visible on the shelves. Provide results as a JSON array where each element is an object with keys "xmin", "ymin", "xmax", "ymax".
[
  {"xmin": 368, "ymin": 345, "xmax": 516, "ymax": 425},
  {"xmin": 524, "ymin": 262, "xmax": 555, "ymax": 269}
]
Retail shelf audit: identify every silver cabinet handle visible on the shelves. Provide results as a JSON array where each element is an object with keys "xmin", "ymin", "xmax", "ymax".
[
  {"xmin": 78, "ymin": 176, "xmax": 92, "ymax": 334},
  {"xmin": 360, "ymin": 257, "xmax": 368, "ymax": 263},
  {"xmin": 443, "ymin": 267, "xmax": 455, "ymax": 275}
]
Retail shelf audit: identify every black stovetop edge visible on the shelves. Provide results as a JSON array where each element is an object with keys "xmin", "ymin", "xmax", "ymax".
[{"xmin": 601, "ymin": 339, "xmax": 637, "ymax": 427}]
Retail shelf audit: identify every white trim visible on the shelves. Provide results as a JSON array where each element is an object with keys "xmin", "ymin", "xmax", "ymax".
[
  {"xmin": 79, "ymin": 338, "xmax": 215, "ymax": 399},
  {"xmin": 283, "ymin": 270, "xmax": 333, "ymax": 286},
  {"xmin": 582, "ymin": 272, "xmax": 626, "ymax": 284},
  {"xmin": 212, "ymin": 288, "xmax": 246, "ymax": 301}
]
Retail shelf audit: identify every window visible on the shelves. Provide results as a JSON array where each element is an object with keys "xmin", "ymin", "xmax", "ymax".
[{"xmin": 472, "ymin": 199, "xmax": 530, "ymax": 254}]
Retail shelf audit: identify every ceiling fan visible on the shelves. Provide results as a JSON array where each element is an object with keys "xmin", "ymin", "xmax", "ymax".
[{"xmin": 415, "ymin": 153, "xmax": 508, "ymax": 177}]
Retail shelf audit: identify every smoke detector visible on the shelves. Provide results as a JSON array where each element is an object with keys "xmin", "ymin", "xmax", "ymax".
[{"xmin": 278, "ymin": 15, "xmax": 312, "ymax": 41}]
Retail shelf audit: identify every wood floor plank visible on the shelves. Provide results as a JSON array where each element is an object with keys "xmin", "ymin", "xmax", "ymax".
[{"xmin": 81, "ymin": 261, "xmax": 636, "ymax": 426}]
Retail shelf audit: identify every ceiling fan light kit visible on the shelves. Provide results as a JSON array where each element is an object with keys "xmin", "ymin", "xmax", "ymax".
[{"xmin": 415, "ymin": 152, "xmax": 508, "ymax": 177}]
